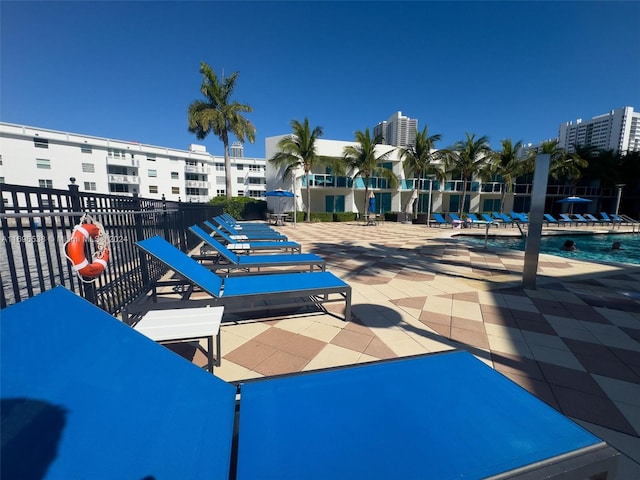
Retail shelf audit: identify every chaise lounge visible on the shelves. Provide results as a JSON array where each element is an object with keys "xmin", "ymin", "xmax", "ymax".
[
  {"xmin": 128, "ymin": 236, "xmax": 351, "ymax": 322},
  {"xmin": 188, "ymin": 225, "xmax": 324, "ymax": 273},
  {"xmin": 214, "ymin": 216, "xmax": 288, "ymax": 242},
  {"xmin": 203, "ymin": 220, "xmax": 302, "ymax": 253}
]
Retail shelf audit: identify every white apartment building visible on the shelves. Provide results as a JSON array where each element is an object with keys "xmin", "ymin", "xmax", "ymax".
[
  {"xmin": 0, "ymin": 122, "xmax": 267, "ymax": 201},
  {"xmin": 558, "ymin": 106, "xmax": 640, "ymax": 154},
  {"xmin": 373, "ymin": 111, "xmax": 418, "ymax": 147}
]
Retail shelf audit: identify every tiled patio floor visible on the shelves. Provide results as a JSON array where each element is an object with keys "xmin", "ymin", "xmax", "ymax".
[{"xmin": 170, "ymin": 220, "xmax": 640, "ymax": 477}]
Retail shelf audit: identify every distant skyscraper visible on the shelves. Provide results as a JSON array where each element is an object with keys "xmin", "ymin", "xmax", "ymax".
[
  {"xmin": 231, "ymin": 141, "xmax": 244, "ymax": 157},
  {"xmin": 374, "ymin": 111, "xmax": 418, "ymax": 147},
  {"xmin": 558, "ymin": 106, "xmax": 640, "ymax": 153}
]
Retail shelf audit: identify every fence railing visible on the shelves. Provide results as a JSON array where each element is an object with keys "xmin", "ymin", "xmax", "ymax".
[{"xmin": 1, "ymin": 181, "xmax": 221, "ymax": 314}]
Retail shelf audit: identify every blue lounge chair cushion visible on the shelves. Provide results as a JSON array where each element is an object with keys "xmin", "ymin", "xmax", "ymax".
[{"xmin": 204, "ymin": 220, "xmax": 301, "ymax": 252}]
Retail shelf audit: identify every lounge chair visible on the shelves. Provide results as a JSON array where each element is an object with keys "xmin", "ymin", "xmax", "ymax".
[
  {"xmin": 510, "ymin": 211, "xmax": 529, "ymax": 223},
  {"xmin": 558, "ymin": 213, "xmax": 579, "ymax": 225},
  {"xmin": 572, "ymin": 213, "xmax": 591, "ymax": 225},
  {"xmin": 214, "ymin": 217, "xmax": 288, "ymax": 241},
  {"xmin": 610, "ymin": 213, "xmax": 626, "ymax": 224},
  {"xmin": 448, "ymin": 213, "xmax": 465, "ymax": 228},
  {"xmin": 583, "ymin": 213, "xmax": 603, "ymax": 224},
  {"xmin": 600, "ymin": 212, "xmax": 618, "ymax": 224},
  {"xmin": 219, "ymin": 213, "xmax": 275, "ymax": 231},
  {"xmin": 188, "ymin": 225, "xmax": 325, "ymax": 273},
  {"xmin": 494, "ymin": 213, "xmax": 515, "ymax": 226},
  {"xmin": 130, "ymin": 236, "xmax": 351, "ymax": 321},
  {"xmin": 544, "ymin": 213, "xmax": 563, "ymax": 226},
  {"xmin": 203, "ymin": 220, "xmax": 301, "ymax": 253},
  {"xmin": 431, "ymin": 213, "xmax": 451, "ymax": 227}
]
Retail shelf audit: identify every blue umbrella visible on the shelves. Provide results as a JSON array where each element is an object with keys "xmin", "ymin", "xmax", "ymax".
[
  {"xmin": 555, "ymin": 196, "xmax": 592, "ymax": 204},
  {"xmin": 264, "ymin": 189, "xmax": 294, "ymax": 198},
  {"xmin": 368, "ymin": 195, "xmax": 376, "ymax": 214}
]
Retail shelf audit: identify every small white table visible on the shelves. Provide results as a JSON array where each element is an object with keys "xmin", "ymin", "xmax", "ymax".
[{"xmin": 134, "ymin": 306, "xmax": 224, "ymax": 373}]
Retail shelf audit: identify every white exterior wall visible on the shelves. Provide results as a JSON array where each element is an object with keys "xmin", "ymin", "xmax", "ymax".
[
  {"xmin": 558, "ymin": 106, "xmax": 639, "ymax": 153},
  {"xmin": 0, "ymin": 123, "xmax": 266, "ymax": 201}
]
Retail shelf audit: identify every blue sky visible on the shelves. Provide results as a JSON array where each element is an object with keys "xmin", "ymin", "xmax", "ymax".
[{"xmin": 2, "ymin": 1, "xmax": 639, "ymax": 158}]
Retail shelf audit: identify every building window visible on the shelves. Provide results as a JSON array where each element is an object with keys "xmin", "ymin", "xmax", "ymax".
[
  {"xmin": 171, "ymin": 186, "xmax": 180, "ymax": 194},
  {"xmin": 38, "ymin": 179, "xmax": 53, "ymax": 188},
  {"xmin": 171, "ymin": 171, "xmax": 179, "ymax": 180},
  {"xmin": 216, "ymin": 176, "xmax": 225, "ymax": 184},
  {"xmin": 36, "ymin": 158, "xmax": 51, "ymax": 169},
  {"xmin": 34, "ymin": 138, "xmax": 49, "ymax": 148},
  {"xmin": 148, "ymin": 169, "xmax": 157, "ymax": 177},
  {"xmin": 215, "ymin": 163, "xmax": 225, "ymax": 171},
  {"xmin": 108, "ymin": 148, "xmax": 126, "ymax": 159},
  {"xmin": 237, "ymin": 177, "xmax": 244, "ymax": 184},
  {"xmin": 0, "ymin": 177, "xmax": 5, "ymax": 184},
  {"xmin": 82, "ymin": 163, "xmax": 95, "ymax": 173},
  {"xmin": 80, "ymin": 144, "xmax": 92, "ymax": 154},
  {"xmin": 249, "ymin": 165, "xmax": 262, "ymax": 172},
  {"xmin": 237, "ymin": 164, "xmax": 244, "ymax": 170},
  {"xmin": 149, "ymin": 185, "xmax": 158, "ymax": 194},
  {"xmin": 248, "ymin": 190, "xmax": 262, "ymax": 198},
  {"xmin": 84, "ymin": 182, "xmax": 97, "ymax": 191},
  {"xmin": 237, "ymin": 190, "xmax": 244, "ymax": 196},
  {"xmin": 146, "ymin": 154, "xmax": 156, "ymax": 162},
  {"xmin": 216, "ymin": 189, "xmax": 225, "ymax": 196}
]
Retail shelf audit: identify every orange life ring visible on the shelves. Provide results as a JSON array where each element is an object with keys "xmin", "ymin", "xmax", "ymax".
[{"xmin": 66, "ymin": 223, "xmax": 109, "ymax": 279}]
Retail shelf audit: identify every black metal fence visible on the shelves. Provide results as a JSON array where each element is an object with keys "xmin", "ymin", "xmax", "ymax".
[{"xmin": 1, "ymin": 181, "xmax": 221, "ymax": 314}]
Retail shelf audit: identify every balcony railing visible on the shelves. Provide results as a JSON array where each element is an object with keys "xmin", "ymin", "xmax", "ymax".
[
  {"xmin": 185, "ymin": 180, "xmax": 210, "ymax": 189},
  {"xmin": 184, "ymin": 165, "xmax": 210, "ymax": 174},
  {"xmin": 106, "ymin": 156, "xmax": 139, "ymax": 167},
  {"xmin": 185, "ymin": 194, "xmax": 210, "ymax": 203},
  {"xmin": 108, "ymin": 174, "xmax": 140, "ymax": 184}
]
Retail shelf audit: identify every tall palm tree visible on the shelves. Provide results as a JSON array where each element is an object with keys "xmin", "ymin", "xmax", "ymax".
[
  {"xmin": 549, "ymin": 143, "xmax": 590, "ymax": 196},
  {"xmin": 398, "ymin": 126, "xmax": 443, "ymax": 218},
  {"xmin": 443, "ymin": 133, "xmax": 492, "ymax": 216},
  {"xmin": 489, "ymin": 139, "xmax": 531, "ymax": 213},
  {"xmin": 188, "ymin": 62, "xmax": 255, "ymax": 199},
  {"xmin": 269, "ymin": 118, "xmax": 329, "ymax": 222},
  {"xmin": 343, "ymin": 128, "xmax": 398, "ymax": 221}
]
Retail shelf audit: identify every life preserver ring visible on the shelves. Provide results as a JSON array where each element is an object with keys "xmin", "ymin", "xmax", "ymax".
[{"xmin": 65, "ymin": 223, "xmax": 109, "ymax": 279}]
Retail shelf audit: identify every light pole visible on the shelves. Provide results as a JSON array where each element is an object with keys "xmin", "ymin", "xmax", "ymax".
[{"xmin": 615, "ymin": 184, "xmax": 625, "ymax": 216}]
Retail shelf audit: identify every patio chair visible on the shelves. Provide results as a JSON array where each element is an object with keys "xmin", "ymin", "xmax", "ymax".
[
  {"xmin": 510, "ymin": 211, "xmax": 529, "ymax": 223},
  {"xmin": 582, "ymin": 213, "xmax": 601, "ymax": 224},
  {"xmin": 544, "ymin": 213, "xmax": 563, "ymax": 226},
  {"xmin": 203, "ymin": 220, "xmax": 301, "ymax": 253},
  {"xmin": 575, "ymin": 213, "xmax": 598, "ymax": 225},
  {"xmin": 431, "ymin": 213, "xmax": 451, "ymax": 227},
  {"xmin": 188, "ymin": 225, "xmax": 325, "ymax": 273},
  {"xmin": 220, "ymin": 213, "xmax": 275, "ymax": 231},
  {"xmin": 214, "ymin": 217, "xmax": 289, "ymax": 242},
  {"xmin": 480, "ymin": 213, "xmax": 497, "ymax": 224},
  {"xmin": 494, "ymin": 213, "xmax": 515, "ymax": 226},
  {"xmin": 600, "ymin": 212, "xmax": 618, "ymax": 224},
  {"xmin": 558, "ymin": 213, "xmax": 580, "ymax": 225},
  {"xmin": 130, "ymin": 236, "xmax": 351, "ymax": 321}
]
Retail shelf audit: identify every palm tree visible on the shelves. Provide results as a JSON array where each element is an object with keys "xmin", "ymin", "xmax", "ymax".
[
  {"xmin": 443, "ymin": 133, "xmax": 492, "ymax": 217},
  {"xmin": 343, "ymin": 128, "xmax": 398, "ymax": 221},
  {"xmin": 188, "ymin": 62, "xmax": 255, "ymax": 199},
  {"xmin": 269, "ymin": 118, "xmax": 329, "ymax": 222},
  {"xmin": 549, "ymin": 143, "xmax": 590, "ymax": 196},
  {"xmin": 489, "ymin": 139, "xmax": 531, "ymax": 213},
  {"xmin": 398, "ymin": 126, "xmax": 443, "ymax": 218}
]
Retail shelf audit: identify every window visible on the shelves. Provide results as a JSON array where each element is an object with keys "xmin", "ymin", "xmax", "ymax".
[
  {"xmin": 237, "ymin": 190, "xmax": 244, "ymax": 196},
  {"xmin": 149, "ymin": 185, "xmax": 158, "ymax": 194},
  {"xmin": 34, "ymin": 138, "xmax": 49, "ymax": 148},
  {"xmin": 84, "ymin": 182, "xmax": 97, "ymax": 191},
  {"xmin": 146, "ymin": 154, "xmax": 156, "ymax": 162},
  {"xmin": 148, "ymin": 169, "xmax": 157, "ymax": 177},
  {"xmin": 39, "ymin": 179, "xmax": 53, "ymax": 188},
  {"xmin": 80, "ymin": 144, "xmax": 92, "ymax": 153},
  {"xmin": 249, "ymin": 165, "xmax": 262, "ymax": 172},
  {"xmin": 216, "ymin": 189, "xmax": 225, "ymax": 196},
  {"xmin": 82, "ymin": 163, "xmax": 95, "ymax": 173},
  {"xmin": 0, "ymin": 177, "xmax": 4, "ymax": 184},
  {"xmin": 237, "ymin": 177, "xmax": 244, "ymax": 184},
  {"xmin": 215, "ymin": 163, "xmax": 225, "ymax": 171},
  {"xmin": 171, "ymin": 187, "xmax": 180, "ymax": 195},
  {"xmin": 36, "ymin": 158, "xmax": 51, "ymax": 169},
  {"xmin": 170, "ymin": 171, "xmax": 179, "ymax": 180},
  {"xmin": 237, "ymin": 164, "xmax": 244, "ymax": 170},
  {"xmin": 216, "ymin": 176, "xmax": 225, "ymax": 184},
  {"xmin": 108, "ymin": 148, "xmax": 126, "ymax": 159}
]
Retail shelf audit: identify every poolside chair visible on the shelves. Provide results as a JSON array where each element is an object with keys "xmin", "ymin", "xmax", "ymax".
[
  {"xmin": 510, "ymin": 211, "xmax": 529, "ymax": 223},
  {"xmin": 220, "ymin": 213, "xmax": 275, "ymax": 231},
  {"xmin": 494, "ymin": 213, "xmax": 515, "ymax": 226},
  {"xmin": 572, "ymin": 213, "xmax": 591, "ymax": 225},
  {"xmin": 544, "ymin": 213, "xmax": 563, "ymax": 226},
  {"xmin": 188, "ymin": 225, "xmax": 325, "ymax": 273},
  {"xmin": 129, "ymin": 236, "xmax": 351, "ymax": 321},
  {"xmin": 448, "ymin": 213, "xmax": 465, "ymax": 228},
  {"xmin": 583, "ymin": 213, "xmax": 603, "ymax": 225},
  {"xmin": 203, "ymin": 220, "xmax": 301, "ymax": 253},
  {"xmin": 610, "ymin": 213, "xmax": 626, "ymax": 224},
  {"xmin": 600, "ymin": 212, "xmax": 618, "ymax": 224},
  {"xmin": 558, "ymin": 213, "xmax": 579, "ymax": 225},
  {"xmin": 215, "ymin": 217, "xmax": 288, "ymax": 242},
  {"xmin": 480, "ymin": 213, "xmax": 497, "ymax": 224},
  {"xmin": 431, "ymin": 213, "xmax": 451, "ymax": 227}
]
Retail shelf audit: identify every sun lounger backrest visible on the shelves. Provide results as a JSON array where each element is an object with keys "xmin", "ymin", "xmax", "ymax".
[
  {"xmin": 449, "ymin": 213, "xmax": 462, "ymax": 222},
  {"xmin": 189, "ymin": 225, "xmax": 239, "ymax": 263},
  {"xmin": 600, "ymin": 212, "xmax": 612, "ymax": 221},
  {"xmin": 433, "ymin": 213, "xmax": 448, "ymax": 223},
  {"xmin": 204, "ymin": 220, "xmax": 234, "ymax": 243},
  {"xmin": 544, "ymin": 214, "xmax": 558, "ymax": 223},
  {"xmin": 481, "ymin": 213, "xmax": 495, "ymax": 223},
  {"xmin": 136, "ymin": 236, "xmax": 223, "ymax": 297}
]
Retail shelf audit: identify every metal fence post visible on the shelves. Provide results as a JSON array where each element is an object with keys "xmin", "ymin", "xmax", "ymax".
[
  {"xmin": 68, "ymin": 178, "xmax": 97, "ymax": 304},
  {"xmin": 133, "ymin": 192, "xmax": 149, "ymax": 286}
]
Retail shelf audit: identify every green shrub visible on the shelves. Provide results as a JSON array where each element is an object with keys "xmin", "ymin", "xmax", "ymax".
[
  {"xmin": 334, "ymin": 212, "xmax": 357, "ymax": 222},
  {"xmin": 308, "ymin": 212, "xmax": 333, "ymax": 222},
  {"xmin": 209, "ymin": 197, "xmax": 268, "ymax": 220}
]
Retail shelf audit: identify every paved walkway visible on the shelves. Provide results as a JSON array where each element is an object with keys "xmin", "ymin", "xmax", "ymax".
[{"xmin": 176, "ymin": 221, "xmax": 640, "ymax": 477}]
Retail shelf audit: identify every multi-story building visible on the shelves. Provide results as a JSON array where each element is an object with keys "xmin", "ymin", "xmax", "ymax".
[
  {"xmin": 0, "ymin": 122, "xmax": 266, "ymax": 201},
  {"xmin": 558, "ymin": 106, "xmax": 640, "ymax": 153},
  {"xmin": 373, "ymin": 111, "xmax": 418, "ymax": 147}
]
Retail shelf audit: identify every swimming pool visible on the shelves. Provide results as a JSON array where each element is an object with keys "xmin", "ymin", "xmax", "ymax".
[{"xmin": 457, "ymin": 233, "xmax": 640, "ymax": 265}]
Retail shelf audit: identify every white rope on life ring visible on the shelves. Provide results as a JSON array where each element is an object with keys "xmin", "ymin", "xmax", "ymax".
[{"xmin": 64, "ymin": 214, "xmax": 110, "ymax": 282}]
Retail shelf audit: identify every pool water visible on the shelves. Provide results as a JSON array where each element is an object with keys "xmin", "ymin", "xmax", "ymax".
[{"xmin": 458, "ymin": 233, "xmax": 640, "ymax": 265}]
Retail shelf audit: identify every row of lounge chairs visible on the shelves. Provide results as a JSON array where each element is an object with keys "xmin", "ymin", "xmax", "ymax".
[
  {"xmin": 430, "ymin": 211, "xmax": 628, "ymax": 228},
  {"xmin": 125, "ymin": 215, "xmax": 352, "ymax": 324}
]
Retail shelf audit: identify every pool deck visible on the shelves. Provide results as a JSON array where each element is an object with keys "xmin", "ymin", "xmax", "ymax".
[{"xmin": 174, "ymin": 220, "xmax": 640, "ymax": 476}]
